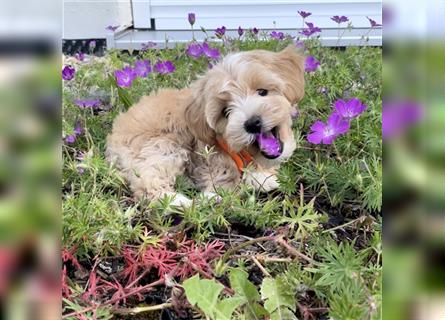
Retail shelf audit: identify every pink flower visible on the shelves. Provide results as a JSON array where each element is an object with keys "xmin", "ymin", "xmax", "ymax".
[
  {"xmin": 270, "ymin": 31, "xmax": 285, "ymax": 40},
  {"xmin": 367, "ymin": 17, "xmax": 382, "ymax": 28},
  {"xmin": 75, "ymin": 52, "xmax": 85, "ymax": 61},
  {"xmin": 215, "ymin": 26, "xmax": 226, "ymax": 38},
  {"xmin": 106, "ymin": 25, "xmax": 119, "ymax": 32},
  {"xmin": 202, "ymin": 42, "xmax": 220, "ymax": 59},
  {"xmin": 331, "ymin": 15, "xmax": 349, "ymax": 24},
  {"xmin": 74, "ymin": 99, "xmax": 101, "ymax": 108},
  {"xmin": 186, "ymin": 43, "xmax": 204, "ymax": 58},
  {"xmin": 305, "ymin": 55, "xmax": 320, "ymax": 72},
  {"xmin": 188, "ymin": 13, "xmax": 196, "ymax": 26},
  {"xmin": 155, "ymin": 61, "xmax": 175, "ymax": 74},
  {"xmin": 298, "ymin": 11, "xmax": 312, "ymax": 19},
  {"xmin": 334, "ymin": 98, "xmax": 367, "ymax": 120},
  {"xmin": 62, "ymin": 65, "xmax": 75, "ymax": 81},
  {"xmin": 134, "ymin": 59, "xmax": 152, "ymax": 77},
  {"xmin": 307, "ymin": 113, "xmax": 350, "ymax": 145},
  {"xmin": 299, "ymin": 22, "xmax": 321, "ymax": 37},
  {"xmin": 114, "ymin": 66, "xmax": 137, "ymax": 87},
  {"xmin": 238, "ymin": 26, "xmax": 244, "ymax": 37}
]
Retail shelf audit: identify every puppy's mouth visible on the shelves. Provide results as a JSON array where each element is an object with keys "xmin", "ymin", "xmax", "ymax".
[{"xmin": 254, "ymin": 127, "xmax": 283, "ymax": 159}]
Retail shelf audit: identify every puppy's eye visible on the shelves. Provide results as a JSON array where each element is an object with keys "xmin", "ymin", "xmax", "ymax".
[
  {"xmin": 257, "ymin": 89, "xmax": 268, "ymax": 96},
  {"xmin": 222, "ymin": 107, "xmax": 230, "ymax": 118}
]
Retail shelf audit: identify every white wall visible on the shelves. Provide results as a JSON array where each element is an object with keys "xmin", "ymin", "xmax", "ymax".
[
  {"xmin": 148, "ymin": 0, "xmax": 381, "ymax": 31},
  {"xmin": 63, "ymin": 0, "xmax": 133, "ymax": 39}
]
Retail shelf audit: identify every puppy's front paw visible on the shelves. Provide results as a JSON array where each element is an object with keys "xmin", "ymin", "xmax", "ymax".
[
  {"xmin": 168, "ymin": 193, "xmax": 193, "ymax": 207},
  {"xmin": 245, "ymin": 171, "xmax": 280, "ymax": 192}
]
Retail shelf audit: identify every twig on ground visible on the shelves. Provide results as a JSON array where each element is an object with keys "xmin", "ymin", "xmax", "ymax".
[
  {"xmin": 220, "ymin": 236, "xmax": 275, "ymax": 264},
  {"xmin": 274, "ymin": 237, "xmax": 314, "ymax": 264},
  {"xmin": 251, "ymin": 256, "xmax": 271, "ymax": 277},
  {"xmin": 113, "ymin": 302, "xmax": 173, "ymax": 315}
]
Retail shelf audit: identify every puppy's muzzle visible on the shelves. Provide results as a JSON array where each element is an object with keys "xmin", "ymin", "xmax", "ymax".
[{"xmin": 244, "ymin": 115, "xmax": 262, "ymax": 134}]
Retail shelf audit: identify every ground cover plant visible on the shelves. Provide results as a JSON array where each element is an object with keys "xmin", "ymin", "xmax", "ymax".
[{"xmin": 62, "ymin": 13, "xmax": 382, "ymax": 319}]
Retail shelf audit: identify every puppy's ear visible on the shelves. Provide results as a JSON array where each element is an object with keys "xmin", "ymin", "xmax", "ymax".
[
  {"xmin": 273, "ymin": 45, "xmax": 305, "ymax": 104},
  {"xmin": 185, "ymin": 76, "xmax": 216, "ymax": 144}
]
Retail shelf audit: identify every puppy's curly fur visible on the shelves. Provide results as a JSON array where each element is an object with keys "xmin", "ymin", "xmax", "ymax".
[{"xmin": 106, "ymin": 46, "xmax": 305, "ymax": 205}]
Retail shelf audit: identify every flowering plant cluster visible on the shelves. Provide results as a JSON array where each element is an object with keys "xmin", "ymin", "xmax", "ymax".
[
  {"xmin": 62, "ymin": 65, "xmax": 75, "ymax": 80},
  {"xmin": 62, "ymin": 10, "xmax": 382, "ymax": 320},
  {"xmin": 307, "ymin": 98, "xmax": 367, "ymax": 144},
  {"xmin": 186, "ymin": 42, "xmax": 220, "ymax": 59},
  {"xmin": 114, "ymin": 59, "xmax": 175, "ymax": 88}
]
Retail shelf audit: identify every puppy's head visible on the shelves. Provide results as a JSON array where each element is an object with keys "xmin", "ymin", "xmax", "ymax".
[{"xmin": 185, "ymin": 45, "xmax": 304, "ymax": 163}]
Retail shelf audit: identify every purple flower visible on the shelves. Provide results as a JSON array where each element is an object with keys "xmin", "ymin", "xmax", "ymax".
[
  {"xmin": 106, "ymin": 25, "xmax": 119, "ymax": 32},
  {"xmin": 299, "ymin": 22, "xmax": 321, "ymax": 37},
  {"xmin": 256, "ymin": 132, "xmax": 282, "ymax": 157},
  {"xmin": 74, "ymin": 121, "xmax": 83, "ymax": 136},
  {"xmin": 134, "ymin": 59, "xmax": 152, "ymax": 77},
  {"xmin": 62, "ymin": 65, "xmax": 75, "ymax": 81},
  {"xmin": 154, "ymin": 61, "xmax": 175, "ymax": 74},
  {"xmin": 186, "ymin": 43, "xmax": 203, "ymax": 58},
  {"xmin": 270, "ymin": 31, "xmax": 285, "ymax": 40},
  {"xmin": 89, "ymin": 40, "xmax": 96, "ymax": 50},
  {"xmin": 334, "ymin": 98, "xmax": 367, "ymax": 120},
  {"xmin": 331, "ymin": 15, "xmax": 349, "ymax": 24},
  {"xmin": 251, "ymin": 27, "xmax": 259, "ymax": 35},
  {"xmin": 215, "ymin": 26, "xmax": 226, "ymax": 38},
  {"xmin": 307, "ymin": 113, "xmax": 350, "ymax": 145},
  {"xmin": 75, "ymin": 52, "xmax": 85, "ymax": 61},
  {"xmin": 202, "ymin": 43, "xmax": 220, "ymax": 59},
  {"xmin": 367, "ymin": 17, "xmax": 382, "ymax": 28},
  {"xmin": 382, "ymin": 101, "xmax": 423, "ymax": 139},
  {"xmin": 141, "ymin": 41, "xmax": 156, "ymax": 51},
  {"xmin": 188, "ymin": 13, "xmax": 196, "ymax": 26},
  {"xmin": 305, "ymin": 56, "xmax": 320, "ymax": 72},
  {"xmin": 295, "ymin": 40, "xmax": 305, "ymax": 49},
  {"xmin": 74, "ymin": 99, "xmax": 101, "ymax": 108},
  {"xmin": 65, "ymin": 134, "xmax": 76, "ymax": 144},
  {"xmin": 114, "ymin": 66, "xmax": 137, "ymax": 88},
  {"xmin": 238, "ymin": 26, "xmax": 244, "ymax": 37},
  {"xmin": 298, "ymin": 11, "xmax": 312, "ymax": 18}
]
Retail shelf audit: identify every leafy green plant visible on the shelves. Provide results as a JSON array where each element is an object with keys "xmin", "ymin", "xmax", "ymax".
[
  {"xmin": 307, "ymin": 238, "xmax": 367, "ymax": 292},
  {"xmin": 260, "ymin": 277, "xmax": 297, "ymax": 320},
  {"xmin": 229, "ymin": 268, "xmax": 268, "ymax": 320},
  {"xmin": 183, "ymin": 275, "xmax": 243, "ymax": 320},
  {"xmin": 278, "ymin": 195, "xmax": 320, "ymax": 239}
]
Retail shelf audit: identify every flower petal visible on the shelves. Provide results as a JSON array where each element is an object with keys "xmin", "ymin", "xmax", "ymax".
[{"xmin": 307, "ymin": 132, "xmax": 323, "ymax": 144}]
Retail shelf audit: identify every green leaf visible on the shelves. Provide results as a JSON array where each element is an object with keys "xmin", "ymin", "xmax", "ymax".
[
  {"xmin": 260, "ymin": 277, "xmax": 297, "ymax": 320},
  {"xmin": 183, "ymin": 275, "xmax": 243, "ymax": 320},
  {"xmin": 229, "ymin": 268, "xmax": 267, "ymax": 320}
]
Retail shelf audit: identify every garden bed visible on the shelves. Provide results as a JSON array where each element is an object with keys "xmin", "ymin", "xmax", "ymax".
[{"xmin": 63, "ymin": 26, "xmax": 382, "ymax": 320}]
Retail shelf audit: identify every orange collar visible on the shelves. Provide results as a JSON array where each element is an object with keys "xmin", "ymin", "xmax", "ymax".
[{"xmin": 216, "ymin": 138, "xmax": 254, "ymax": 174}]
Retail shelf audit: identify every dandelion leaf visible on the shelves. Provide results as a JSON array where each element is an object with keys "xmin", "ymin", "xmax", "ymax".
[
  {"xmin": 183, "ymin": 275, "xmax": 243, "ymax": 320},
  {"xmin": 261, "ymin": 277, "xmax": 297, "ymax": 320},
  {"xmin": 229, "ymin": 268, "xmax": 267, "ymax": 320}
]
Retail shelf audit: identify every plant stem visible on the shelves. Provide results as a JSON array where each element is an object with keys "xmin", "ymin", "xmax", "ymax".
[
  {"xmin": 62, "ymin": 278, "xmax": 165, "ymax": 319},
  {"xmin": 220, "ymin": 236, "xmax": 274, "ymax": 264},
  {"xmin": 251, "ymin": 256, "xmax": 271, "ymax": 277},
  {"xmin": 113, "ymin": 302, "xmax": 173, "ymax": 315},
  {"xmin": 322, "ymin": 216, "xmax": 362, "ymax": 233},
  {"xmin": 274, "ymin": 237, "xmax": 314, "ymax": 263}
]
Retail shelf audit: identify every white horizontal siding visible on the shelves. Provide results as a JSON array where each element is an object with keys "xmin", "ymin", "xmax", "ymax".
[
  {"xmin": 63, "ymin": 0, "xmax": 133, "ymax": 39},
  {"xmin": 150, "ymin": 1, "xmax": 381, "ymax": 30}
]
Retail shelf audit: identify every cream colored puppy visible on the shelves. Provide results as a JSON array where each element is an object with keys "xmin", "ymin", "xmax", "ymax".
[{"xmin": 106, "ymin": 46, "xmax": 304, "ymax": 206}]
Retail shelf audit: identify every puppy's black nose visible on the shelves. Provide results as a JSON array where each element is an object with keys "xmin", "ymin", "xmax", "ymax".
[{"xmin": 244, "ymin": 116, "xmax": 262, "ymax": 134}]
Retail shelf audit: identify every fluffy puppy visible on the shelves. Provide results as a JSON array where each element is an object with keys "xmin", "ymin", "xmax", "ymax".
[{"xmin": 106, "ymin": 46, "xmax": 305, "ymax": 206}]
